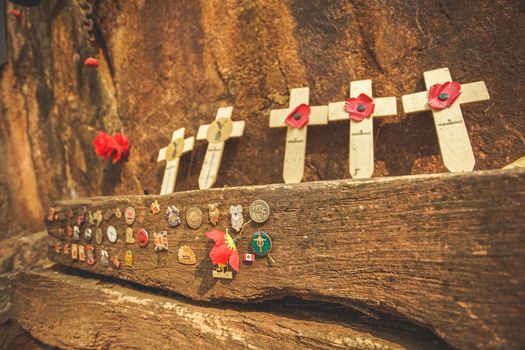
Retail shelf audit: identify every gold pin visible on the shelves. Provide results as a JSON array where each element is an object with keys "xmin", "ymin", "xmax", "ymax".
[
  {"xmin": 186, "ymin": 207, "xmax": 203, "ymax": 229},
  {"xmin": 208, "ymin": 203, "xmax": 220, "ymax": 226},
  {"xmin": 249, "ymin": 200, "xmax": 270, "ymax": 223},
  {"xmin": 115, "ymin": 208, "xmax": 122, "ymax": 219},
  {"xmin": 177, "ymin": 245, "xmax": 197, "ymax": 265},
  {"xmin": 125, "ymin": 227, "xmax": 135, "ymax": 244}
]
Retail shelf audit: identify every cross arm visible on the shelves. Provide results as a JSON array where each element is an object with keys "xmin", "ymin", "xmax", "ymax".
[
  {"xmin": 269, "ymin": 108, "xmax": 289, "ymax": 128},
  {"xmin": 328, "ymin": 101, "xmax": 347, "ymax": 121},
  {"xmin": 230, "ymin": 121, "xmax": 246, "ymax": 138},
  {"xmin": 373, "ymin": 97, "xmax": 397, "ymax": 118},
  {"xmin": 402, "ymin": 81, "xmax": 490, "ymax": 114},
  {"xmin": 157, "ymin": 146, "xmax": 168, "ymax": 162},
  {"xmin": 183, "ymin": 136, "xmax": 195, "ymax": 153},
  {"xmin": 197, "ymin": 125, "xmax": 209, "ymax": 140},
  {"xmin": 309, "ymin": 106, "xmax": 328, "ymax": 125}
]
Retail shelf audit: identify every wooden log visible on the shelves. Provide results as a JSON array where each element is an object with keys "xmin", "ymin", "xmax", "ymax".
[
  {"xmin": 46, "ymin": 169, "xmax": 525, "ymax": 349},
  {"xmin": 2, "ymin": 270, "xmax": 447, "ymax": 350}
]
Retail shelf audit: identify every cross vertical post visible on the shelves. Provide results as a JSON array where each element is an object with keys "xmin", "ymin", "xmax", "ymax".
[
  {"xmin": 157, "ymin": 128, "xmax": 195, "ymax": 194},
  {"xmin": 328, "ymin": 80, "xmax": 397, "ymax": 178},
  {"xmin": 269, "ymin": 87, "xmax": 328, "ymax": 183},
  {"xmin": 196, "ymin": 106, "xmax": 245, "ymax": 189},
  {"xmin": 402, "ymin": 68, "xmax": 490, "ymax": 172},
  {"xmin": 0, "ymin": 0, "xmax": 7, "ymax": 65}
]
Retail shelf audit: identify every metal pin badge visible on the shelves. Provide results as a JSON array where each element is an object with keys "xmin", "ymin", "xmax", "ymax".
[
  {"xmin": 165, "ymin": 205, "xmax": 181, "ymax": 227},
  {"xmin": 114, "ymin": 208, "xmax": 122, "ymax": 219},
  {"xmin": 107, "ymin": 225, "xmax": 118, "ymax": 243},
  {"xmin": 85, "ymin": 245, "xmax": 96, "ymax": 265},
  {"xmin": 71, "ymin": 244, "xmax": 78, "ymax": 259},
  {"xmin": 177, "ymin": 245, "xmax": 197, "ymax": 265},
  {"xmin": 250, "ymin": 231, "xmax": 272, "ymax": 257},
  {"xmin": 112, "ymin": 255, "xmax": 121, "ymax": 269},
  {"xmin": 84, "ymin": 228, "xmax": 93, "ymax": 241},
  {"xmin": 103, "ymin": 208, "xmax": 115, "ymax": 221},
  {"xmin": 230, "ymin": 205, "xmax": 243, "ymax": 232},
  {"xmin": 154, "ymin": 231, "xmax": 168, "ymax": 252},
  {"xmin": 249, "ymin": 200, "xmax": 270, "ymax": 223},
  {"xmin": 186, "ymin": 207, "xmax": 203, "ymax": 229},
  {"xmin": 95, "ymin": 228, "xmax": 103, "ymax": 244},
  {"xmin": 137, "ymin": 228, "xmax": 149, "ymax": 247},
  {"xmin": 208, "ymin": 203, "xmax": 220, "ymax": 226},
  {"xmin": 125, "ymin": 227, "xmax": 135, "ymax": 244},
  {"xmin": 125, "ymin": 207, "xmax": 136, "ymax": 225},
  {"xmin": 150, "ymin": 200, "xmax": 161, "ymax": 215},
  {"xmin": 124, "ymin": 250, "xmax": 133, "ymax": 267},
  {"xmin": 100, "ymin": 249, "xmax": 109, "ymax": 267},
  {"xmin": 73, "ymin": 226, "xmax": 80, "ymax": 241}
]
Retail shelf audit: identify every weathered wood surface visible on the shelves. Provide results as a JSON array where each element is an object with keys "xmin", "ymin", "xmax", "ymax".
[
  {"xmin": 1, "ymin": 269, "xmax": 449, "ymax": 350},
  {"xmin": 46, "ymin": 169, "xmax": 525, "ymax": 349}
]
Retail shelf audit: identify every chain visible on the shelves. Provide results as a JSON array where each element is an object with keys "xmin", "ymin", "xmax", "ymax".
[{"xmin": 79, "ymin": 0, "xmax": 95, "ymax": 44}]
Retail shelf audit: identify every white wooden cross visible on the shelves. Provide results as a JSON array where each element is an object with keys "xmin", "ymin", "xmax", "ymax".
[
  {"xmin": 156, "ymin": 128, "xmax": 195, "ymax": 194},
  {"xmin": 328, "ymin": 80, "xmax": 397, "ymax": 178},
  {"xmin": 269, "ymin": 87, "xmax": 328, "ymax": 183},
  {"xmin": 402, "ymin": 68, "xmax": 490, "ymax": 172},
  {"xmin": 196, "ymin": 106, "xmax": 245, "ymax": 189}
]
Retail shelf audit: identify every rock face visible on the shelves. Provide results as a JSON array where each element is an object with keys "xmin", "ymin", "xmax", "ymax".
[{"xmin": 0, "ymin": 0, "xmax": 524, "ymax": 236}]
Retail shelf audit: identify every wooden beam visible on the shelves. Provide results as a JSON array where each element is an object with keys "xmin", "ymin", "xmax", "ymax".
[
  {"xmin": 46, "ymin": 169, "xmax": 525, "ymax": 349},
  {"xmin": 2, "ymin": 270, "xmax": 447, "ymax": 350}
]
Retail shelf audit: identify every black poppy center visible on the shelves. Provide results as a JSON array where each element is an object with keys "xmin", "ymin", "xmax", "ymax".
[
  {"xmin": 357, "ymin": 104, "xmax": 366, "ymax": 112},
  {"xmin": 293, "ymin": 112, "xmax": 301, "ymax": 120}
]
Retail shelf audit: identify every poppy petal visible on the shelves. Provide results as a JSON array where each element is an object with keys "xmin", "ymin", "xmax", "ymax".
[
  {"xmin": 209, "ymin": 243, "xmax": 231, "ymax": 266},
  {"xmin": 229, "ymin": 250, "xmax": 240, "ymax": 272},
  {"xmin": 206, "ymin": 229, "xmax": 226, "ymax": 245}
]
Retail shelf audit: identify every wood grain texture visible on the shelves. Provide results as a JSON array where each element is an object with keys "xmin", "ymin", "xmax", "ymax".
[
  {"xmin": 46, "ymin": 169, "xmax": 525, "ymax": 349},
  {"xmin": 2, "ymin": 270, "xmax": 450, "ymax": 350}
]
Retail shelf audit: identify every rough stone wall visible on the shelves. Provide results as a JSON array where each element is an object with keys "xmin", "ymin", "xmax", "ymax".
[{"xmin": 0, "ymin": 0, "xmax": 524, "ymax": 236}]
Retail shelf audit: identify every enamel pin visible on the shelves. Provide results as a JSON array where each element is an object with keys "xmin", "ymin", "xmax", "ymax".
[
  {"xmin": 100, "ymin": 249, "xmax": 109, "ymax": 267},
  {"xmin": 150, "ymin": 200, "xmax": 161, "ymax": 215},
  {"xmin": 84, "ymin": 228, "xmax": 93, "ymax": 241},
  {"xmin": 125, "ymin": 207, "xmax": 136, "ymax": 225},
  {"xmin": 95, "ymin": 228, "xmax": 103, "ymax": 244},
  {"xmin": 71, "ymin": 244, "xmax": 78, "ymax": 259},
  {"xmin": 73, "ymin": 226, "xmax": 80, "ymax": 241},
  {"xmin": 154, "ymin": 231, "xmax": 168, "ymax": 252},
  {"xmin": 166, "ymin": 205, "xmax": 181, "ymax": 227},
  {"xmin": 124, "ymin": 250, "xmax": 133, "ymax": 267},
  {"xmin": 115, "ymin": 208, "xmax": 122, "ymax": 219},
  {"xmin": 208, "ymin": 203, "xmax": 220, "ymax": 226},
  {"xmin": 125, "ymin": 227, "xmax": 135, "ymax": 244},
  {"xmin": 177, "ymin": 245, "xmax": 197, "ymax": 265},
  {"xmin": 54, "ymin": 241, "xmax": 62, "ymax": 254},
  {"xmin": 207, "ymin": 229, "xmax": 240, "ymax": 279},
  {"xmin": 103, "ymin": 208, "xmax": 114, "ymax": 221},
  {"xmin": 78, "ymin": 245, "xmax": 85, "ymax": 261},
  {"xmin": 63, "ymin": 243, "xmax": 70, "ymax": 255},
  {"xmin": 230, "ymin": 205, "xmax": 243, "ymax": 232},
  {"xmin": 137, "ymin": 228, "xmax": 149, "ymax": 247},
  {"xmin": 107, "ymin": 225, "xmax": 118, "ymax": 243},
  {"xmin": 85, "ymin": 245, "xmax": 96, "ymax": 265},
  {"xmin": 250, "ymin": 231, "xmax": 272, "ymax": 257},
  {"xmin": 112, "ymin": 255, "xmax": 121, "ymax": 269}
]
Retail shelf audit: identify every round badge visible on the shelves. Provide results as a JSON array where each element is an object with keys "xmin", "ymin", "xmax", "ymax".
[
  {"xmin": 84, "ymin": 228, "xmax": 93, "ymax": 241},
  {"xmin": 115, "ymin": 208, "xmax": 122, "ymax": 219},
  {"xmin": 166, "ymin": 138, "xmax": 185, "ymax": 161},
  {"xmin": 250, "ymin": 231, "xmax": 272, "ymax": 257},
  {"xmin": 185, "ymin": 207, "xmax": 203, "ymax": 229},
  {"xmin": 207, "ymin": 117, "xmax": 233, "ymax": 144},
  {"xmin": 107, "ymin": 225, "xmax": 118, "ymax": 243},
  {"xmin": 95, "ymin": 228, "xmax": 103, "ymax": 244},
  {"xmin": 249, "ymin": 200, "xmax": 270, "ymax": 223},
  {"xmin": 137, "ymin": 228, "xmax": 149, "ymax": 247},
  {"xmin": 125, "ymin": 207, "xmax": 136, "ymax": 225}
]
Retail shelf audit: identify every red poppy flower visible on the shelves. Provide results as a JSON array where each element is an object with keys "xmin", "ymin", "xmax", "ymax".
[
  {"xmin": 93, "ymin": 132, "xmax": 130, "ymax": 164},
  {"xmin": 428, "ymin": 82, "xmax": 461, "ymax": 110},
  {"xmin": 84, "ymin": 57, "xmax": 99, "ymax": 68},
  {"xmin": 344, "ymin": 94, "xmax": 375, "ymax": 122},
  {"xmin": 285, "ymin": 104, "xmax": 310, "ymax": 129},
  {"xmin": 207, "ymin": 229, "xmax": 240, "ymax": 272},
  {"xmin": 9, "ymin": 9, "xmax": 21, "ymax": 19}
]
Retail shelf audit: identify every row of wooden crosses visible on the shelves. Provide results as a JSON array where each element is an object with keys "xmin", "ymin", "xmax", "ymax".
[{"xmin": 156, "ymin": 68, "xmax": 489, "ymax": 194}]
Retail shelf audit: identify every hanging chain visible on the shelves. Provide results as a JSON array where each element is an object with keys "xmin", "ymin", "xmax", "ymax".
[{"xmin": 79, "ymin": 0, "xmax": 95, "ymax": 44}]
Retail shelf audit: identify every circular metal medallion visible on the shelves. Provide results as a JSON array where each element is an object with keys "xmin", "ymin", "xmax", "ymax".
[
  {"xmin": 137, "ymin": 228, "xmax": 149, "ymax": 247},
  {"xmin": 250, "ymin": 231, "xmax": 272, "ymax": 257},
  {"xmin": 249, "ymin": 199, "xmax": 270, "ymax": 223},
  {"xmin": 125, "ymin": 207, "xmax": 136, "ymax": 225},
  {"xmin": 166, "ymin": 138, "xmax": 185, "ymax": 161},
  {"xmin": 186, "ymin": 207, "xmax": 203, "ymax": 229},
  {"xmin": 95, "ymin": 228, "xmax": 103, "ymax": 244},
  {"xmin": 207, "ymin": 118, "xmax": 233, "ymax": 144},
  {"xmin": 107, "ymin": 225, "xmax": 118, "ymax": 243}
]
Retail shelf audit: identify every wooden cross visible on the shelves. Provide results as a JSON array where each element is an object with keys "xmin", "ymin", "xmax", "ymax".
[
  {"xmin": 402, "ymin": 68, "xmax": 490, "ymax": 172},
  {"xmin": 269, "ymin": 87, "xmax": 328, "ymax": 183},
  {"xmin": 328, "ymin": 80, "xmax": 397, "ymax": 178},
  {"xmin": 0, "ymin": 0, "xmax": 7, "ymax": 65},
  {"xmin": 196, "ymin": 106, "xmax": 245, "ymax": 189},
  {"xmin": 156, "ymin": 128, "xmax": 194, "ymax": 194}
]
